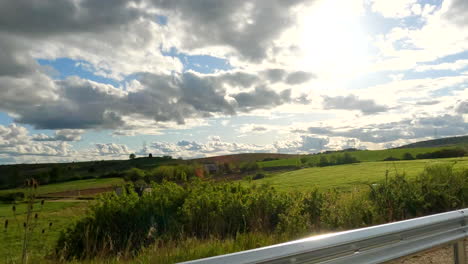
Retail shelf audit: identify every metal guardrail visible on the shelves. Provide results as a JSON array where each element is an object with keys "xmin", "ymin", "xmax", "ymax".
[{"xmin": 181, "ymin": 208, "xmax": 468, "ymax": 264}]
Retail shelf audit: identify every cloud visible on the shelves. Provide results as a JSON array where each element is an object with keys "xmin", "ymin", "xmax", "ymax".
[
  {"xmin": 455, "ymin": 100, "xmax": 468, "ymax": 114},
  {"xmin": 0, "ymin": 124, "xmax": 76, "ymax": 160},
  {"xmin": 274, "ymin": 136, "xmax": 329, "ymax": 153},
  {"xmin": 285, "ymin": 71, "xmax": 315, "ymax": 85},
  {"xmin": 33, "ymin": 129, "xmax": 84, "ymax": 141},
  {"xmin": 0, "ymin": 0, "xmax": 142, "ymax": 36},
  {"xmin": 443, "ymin": 0, "xmax": 468, "ymax": 27},
  {"xmin": 415, "ymin": 100, "xmax": 440, "ymax": 106},
  {"xmin": 3, "ymin": 67, "xmax": 311, "ymax": 130},
  {"xmin": 369, "ymin": 0, "xmax": 419, "ymax": 18},
  {"xmin": 143, "ymin": 137, "xmax": 277, "ymax": 158},
  {"xmin": 152, "ymin": 0, "xmax": 312, "ymax": 61},
  {"xmin": 234, "ymin": 86, "xmax": 291, "ymax": 111},
  {"xmin": 300, "ymin": 113, "xmax": 467, "ymax": 144},
  {"xmin": 263, "ymin": 69, "xmax": 287, "ymax": 83},
  {"xmin": 94, "ymin": 143, "xmax": 131, "ymax": 155},
  {"xmin": 322, "ymin": 95, "xmax": 389, "ymax": 115}
]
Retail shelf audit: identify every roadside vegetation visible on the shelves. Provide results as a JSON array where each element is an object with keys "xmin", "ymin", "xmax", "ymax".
[{"xmin": 52, "ymin": 164, "xmax": 467, "ymax": 262}]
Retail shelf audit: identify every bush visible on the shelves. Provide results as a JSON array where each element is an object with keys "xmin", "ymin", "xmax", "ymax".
[
  {"xmin": 383, "ymin": 156, "xmax": 400, "ymax": 161},
  {"xmin": 415, "ymin": 148, "xmax": 466, "ymax": 159},
  {"xmin": 239, "ymin": 162, "xmax": 259, "ymax": 173},
  {"xmin": 123, "ymin": 168, "xmax": 146, "ymax": 182},
  {"xmin": 56, "ymin": 182, "xmax": 301, "ymax": 258},
  {"xmin": 253, "ymin": 173, "xmax": 265, "ymax": 180},
  {"xmin": 402, "ymin": 152, "xmax": 414, "ymax": 160}
]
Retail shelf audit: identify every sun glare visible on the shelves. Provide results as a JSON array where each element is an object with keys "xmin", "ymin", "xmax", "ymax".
[{"xmin": 298, "ymin": 0, "xmax": 370, "ymax": 80}]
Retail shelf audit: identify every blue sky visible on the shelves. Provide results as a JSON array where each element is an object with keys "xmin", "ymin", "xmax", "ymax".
[{"xmin": 0, "ymin": 0, "xmax": 466, "ymax": 164}]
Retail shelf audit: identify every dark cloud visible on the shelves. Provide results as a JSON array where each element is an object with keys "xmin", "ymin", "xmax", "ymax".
[
  {"xmin": 323, "ymin": 95, "xmax": 389, "ymax": 115},
  {"xmin": 307, "ymin": 127, "xmax": 333, "ymax": 135},
  {"xmin": 455, "ymin": 100, "xmax": 468, "ymax": 114},
  {"xmin": 6, "ymin": 70, "xmax": 303, "ymax": 129},
  {"xmin": 252, "ymin": 126, "xmax": 267, "ymax": 132},
  {"xmin": 443, "ymin": 0, "xmax": 468, "ymax": 27},
  {"xmin": 263, "ymin": 69, "xmax": 287, "ymax": 83},
  {"xmin": 234, "ymin": 86, "xmax": 291, "ymax": 110},
  {"xmin": 0, "ymin": 0, "xmax": 143, "ymax": 36},
  {"xmin": 416, "ymin": 100, "xmax": 440, "ymax": 106},
  {"xmin": 285, "ymin": 71, "xmax": 315, "ymax": 85},
  {"xmin": 151, "ymin": 0, "xmax": 312, "ymax": 61}
]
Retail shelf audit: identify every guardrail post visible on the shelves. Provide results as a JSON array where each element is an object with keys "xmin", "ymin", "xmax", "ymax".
[{"xmin": 453, "ymin": 240, "xmax": 466, "ymax": 264}]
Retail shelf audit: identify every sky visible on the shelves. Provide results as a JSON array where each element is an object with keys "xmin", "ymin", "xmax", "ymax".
[{"xmin": 0, "ymin": 0, "xmax": 467, "ymax": 164}]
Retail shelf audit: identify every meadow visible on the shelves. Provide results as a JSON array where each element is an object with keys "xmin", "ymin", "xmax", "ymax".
[
  {"xmin": 254, "ymin": 157, "xmax": 468, "ymax": 192},
  {"xmin": 257, "ymin": 146, "xmax": 459, "ymax": 168},
  {"xmin": 0, "ymin": 178, "xmax": 124, "ymax": 196}
]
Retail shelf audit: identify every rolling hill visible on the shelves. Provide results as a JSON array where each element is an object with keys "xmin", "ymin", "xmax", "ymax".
[{"xmin": 396, "ymin": 135, "xmax": 468, "ymax": 149}]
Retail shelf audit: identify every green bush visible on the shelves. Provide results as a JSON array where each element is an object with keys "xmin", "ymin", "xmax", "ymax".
[
  {"xmin": 239, "ymin": 162, "xmax": 259, "ymax": 173},
  {"xmin": 123, "ymin": 168, "xmax": 146, "ymax": 182},
  {"xmin": 253, "ymin": 173, "xmax": 265, "ymax": 180}
]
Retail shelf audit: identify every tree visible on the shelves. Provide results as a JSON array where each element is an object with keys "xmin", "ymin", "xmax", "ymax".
[
  {"xmin": 129, "ymin": 153, "xmax": 136, "ymax": 160},
  {"xmin": 403, "ymin": 152, "xmax": 414, "ymax": 160},
  {"xmin": 148, "ymin": 153, "xmax": 153, "ymax": 158}
]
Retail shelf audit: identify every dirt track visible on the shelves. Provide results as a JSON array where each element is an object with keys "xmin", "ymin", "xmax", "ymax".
[{"xmin": 40, "ymin": 186, "xmax": 114, "ymax": 198}]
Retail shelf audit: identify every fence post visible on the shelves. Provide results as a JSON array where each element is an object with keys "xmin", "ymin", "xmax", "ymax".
[{"xmin": 454, "ymin": 240, "xmax": 466, "ymax": 264}]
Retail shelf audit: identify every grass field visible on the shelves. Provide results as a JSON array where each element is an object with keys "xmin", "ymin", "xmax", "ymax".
[
  {"xmin": 252, "ymin": 157, "xmax": 468, "ymax": 192},
  {"xmin": 0, "ymin": 200, "xmax": 87, "ymax": 262},
  {"xmin": 0, "ymin": 178, "xmax": 122, "ymax": 262},
  {"xmin": 0, "ymin": 177, "xmax": 124, "ymax": 196},
  {"xmin": 257, "ymin": 146, "xmax": 458, "ymax": 168}
]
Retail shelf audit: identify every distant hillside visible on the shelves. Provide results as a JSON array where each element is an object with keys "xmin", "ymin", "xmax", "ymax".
[
  {"xmin": 397, "ymin": 135, "xmax": 468, "ymax": 149},
  {"xmin": 0, "ymin": 156, "xmax": 182, "ymax": 189},
  {"xmin": 191, "ymin": 153, "xmax": 300, "ymax": 164}
]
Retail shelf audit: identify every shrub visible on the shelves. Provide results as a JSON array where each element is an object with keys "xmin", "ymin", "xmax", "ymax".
[
  {"xmin": 402, "ymin": 152, "xmax": 414, "ymax": 160},
  {"xmin": 253, "ymin": 173, "xmax": 265, "ymax": 180},
  {"xmin": 239, "ymin": 162, "xmax": 259, "ymax": 173},
  {"xmin": 56, "ymin": 182, "xmax": 301, "ymax": 258},
  {"xmin": 322, "ymin": 190, "xmax": 375, "ymax": 229},
  {"xmin": 383, "ymin": 156, "xmax": 400, "ymax": 161},
  {"xmin": 415, "ymin": 148, "xmax": 466, "ymax": 159},
  {"xmin": 123, "ymin": 168, "xmax": 145, "ymax": 182}
]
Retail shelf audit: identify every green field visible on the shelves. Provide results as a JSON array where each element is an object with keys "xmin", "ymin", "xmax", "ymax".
[
  {"xmin": 0, "ymin": 200, "xmax": 87, "ymax": 262},
  {"xmin": 253, "ymin": 157, "xmax": 468, "ymax": 192},
  {"xmin": 0, "ymin": 178, "xmax": 124, "ymax": 262},
  {"xmin": 257, "ymin": 146, "xmax": 458, "ymax": 168},
  {"xmin": 0, "ymin": 177, "xmax": 124, "ymax": 196}
]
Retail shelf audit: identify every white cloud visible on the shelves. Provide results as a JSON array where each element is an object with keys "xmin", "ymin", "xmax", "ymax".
[{"xmin": 369, "ymin": 0, "xmax": 419, "ymax": 18}]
